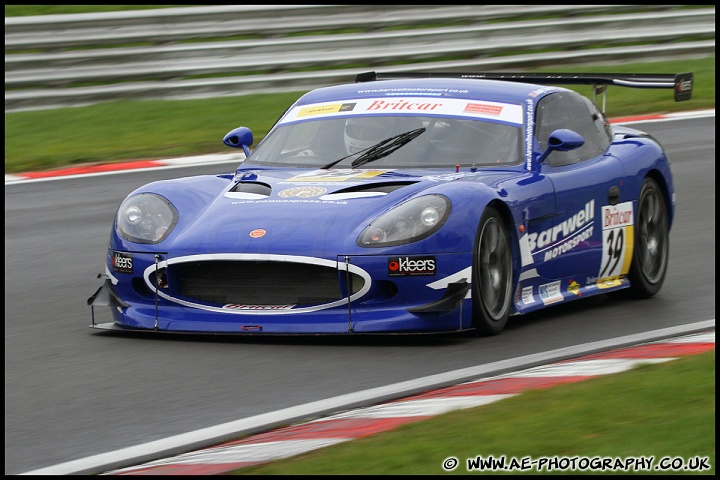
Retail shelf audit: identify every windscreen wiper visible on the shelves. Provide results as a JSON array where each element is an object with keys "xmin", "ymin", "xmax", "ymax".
[{"xmin": 321, "ymin": 127, "xmax": 425, "ymax": 170}]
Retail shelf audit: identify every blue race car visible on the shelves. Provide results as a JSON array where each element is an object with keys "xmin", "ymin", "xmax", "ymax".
[{"xmin": 89, "ymin": 70, "xmax": 693, "ymax": 335}]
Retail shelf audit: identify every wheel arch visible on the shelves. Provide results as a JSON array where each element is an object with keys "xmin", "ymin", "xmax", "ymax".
[
  {"xmin": 643, "ymin": 168, "xmax": 674, "ymax": 229},
  {"xmin": 469, "ymin": 198, "xmax": 518, "ymax": 335},
  {"xmin": 484, "ymin": 198, "xmax": 522, "ymax": 291}
]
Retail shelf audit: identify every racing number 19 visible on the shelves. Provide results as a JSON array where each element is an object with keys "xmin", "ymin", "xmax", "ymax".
[
  {"xmin": 599, "ymin": 202, "xmax": 634, "ymax": 281},
  {"xmin": 599, "ymin": 229, "xmax": 623, "ymax": 279}
]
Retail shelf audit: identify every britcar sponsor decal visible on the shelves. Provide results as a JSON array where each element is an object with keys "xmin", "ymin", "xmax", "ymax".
[
  {"xmin": 279, "ymin": 98, "xmax": 523, "ymax": 125},
  {"xmin": 604, "ymin": 202, "xmax": 633, "ymax": 227},
  {"xmin": 598, "ymin": 201, "xmax": 634, "ymax": 283},
  {"xmin": 365, "ymin": 99, "xmax": 443, "ymax": 112},
  {"xmin": 527, "ymin": 200, "xmax": 595, "ymax": 262},
  {"xmin": 112, "ymin": 251, "xmax": 133, "ymax": 274},
  {"xmin": 388, "ymin": 256, "xmax": 436, "ymax": 276},
  {"xmin": 277, "ymin": 186, "xmax": 328, "ymax": 198},
  {"xmin": 539, "ymin": 280, "xmax": 563, "ymax": 305},
  {"xmin": 223, "ymin": 304, "xmax": 295, "ymax": 310}
]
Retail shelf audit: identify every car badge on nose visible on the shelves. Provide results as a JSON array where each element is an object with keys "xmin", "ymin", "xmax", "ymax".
[{"xmin": 249, "ymin": 229, "xmax": 266, "ymax": 238}]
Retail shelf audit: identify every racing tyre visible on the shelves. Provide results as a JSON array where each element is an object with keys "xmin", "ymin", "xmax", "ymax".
[
  {"xmin": 472, "ymin": 206, "xmax": 513, "ymax": 335},
  {"xmin": 622, "ymin": 177, "xmax": 670, "ymax": 298}
]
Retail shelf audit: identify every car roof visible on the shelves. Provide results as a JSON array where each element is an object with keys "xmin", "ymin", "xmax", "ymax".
[{"xmin": 294, "ymin": 77, "xmax": 565, "ymax": 106}]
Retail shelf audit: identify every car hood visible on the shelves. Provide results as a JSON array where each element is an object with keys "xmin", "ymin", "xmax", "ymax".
[{"xmin": 163, "ymin": 167, "xmax": 512, "ymax": 256}]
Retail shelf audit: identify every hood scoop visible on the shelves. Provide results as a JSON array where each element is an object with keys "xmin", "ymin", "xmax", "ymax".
[
  {"xmin": 320, "ymin": 181, "xmax": 417, "ymax": 201},
  {"xmin": 225, "ymin": 181, "xmax": 272, "ymax": 199},
  {"xmin": 224, "ymin": 180, "xmax": 418, "ymax": 201}
]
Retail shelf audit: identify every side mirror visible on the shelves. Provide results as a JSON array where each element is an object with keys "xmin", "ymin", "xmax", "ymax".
[
  {"xmin": 223, "ymin": 127, "xmax": 254, "ymax": 158},
  {"xmin": 537, "ymin": 129, "xmax": 585, "ymax": 164}
]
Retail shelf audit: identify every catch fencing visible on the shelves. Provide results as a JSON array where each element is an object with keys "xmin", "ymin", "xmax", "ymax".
[{"xmin": 4, "ymin": 5, "xmax": 715, "ymax": 112}]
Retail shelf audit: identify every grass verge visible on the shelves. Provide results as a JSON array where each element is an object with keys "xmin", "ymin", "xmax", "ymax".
[
  {"xmin": 4, "ymin": 56, "xmax": 714, "ymax": 174},
  {"xmin": 231, "ymin": 349, "xmax": 715, "ymax": 475}
]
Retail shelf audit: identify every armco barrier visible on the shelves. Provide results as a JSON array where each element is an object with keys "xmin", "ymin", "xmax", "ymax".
[{"xmin": 4, "ymin": 5, "xmax": 715, "ymax": 112}]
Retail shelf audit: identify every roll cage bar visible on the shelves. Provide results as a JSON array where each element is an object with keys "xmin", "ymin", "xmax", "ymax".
[{"xmin": 355, "ymin": 71, "xmax": 693, "ymax": 113}]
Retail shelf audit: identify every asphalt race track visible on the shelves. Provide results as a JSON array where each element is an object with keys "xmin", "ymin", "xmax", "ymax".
[{"xmin": 4, "ymin": 115, "xmax": 715, "ymax": 475}]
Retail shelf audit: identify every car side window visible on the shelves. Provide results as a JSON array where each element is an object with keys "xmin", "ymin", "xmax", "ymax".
[
  {"xmin": 424, "ymin": 118, "xmax": 523, "ymax": 165},
  {"xmin": 535, "ymin": 92, "xmax": 612, "ymax": 166}
]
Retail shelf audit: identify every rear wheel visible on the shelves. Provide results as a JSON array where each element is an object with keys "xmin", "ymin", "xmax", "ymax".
[
  {"xmin": 623, "ymin": 177, "xmax": 670, "ymax": 298},
  {"xmin": 472, "ymin": 207, "xmax": 513, "ymax": 335}
]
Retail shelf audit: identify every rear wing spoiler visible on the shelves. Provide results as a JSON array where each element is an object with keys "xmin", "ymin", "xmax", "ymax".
[{"xmin": 355, "ymin": 71, "xmax": 694, "ymax": 108}]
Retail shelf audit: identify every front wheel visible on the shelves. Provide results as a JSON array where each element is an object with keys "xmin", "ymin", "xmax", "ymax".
[
  {"xmin": 472, "ymin": 206, "xmax": 513, "ymax": 335},
  {"xmin": 623, "ymin": 177, "xmax": 670, "ymax": 298}
]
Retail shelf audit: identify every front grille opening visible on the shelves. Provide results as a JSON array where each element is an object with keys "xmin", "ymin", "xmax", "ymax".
[
  {"xmin": 174, "ymin": 260, "xmax": 363, "ymax": 307},
  {"xmin": 133, "ymin": 269, "xmax": 168, "ymax": 298},
  {"xmin": 132, "ymin": 277, "xmax": 152, "ymax": 297}
]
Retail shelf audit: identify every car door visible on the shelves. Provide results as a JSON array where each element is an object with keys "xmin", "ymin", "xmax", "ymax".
[{"xmin": 529, "ymin": 91, "xmax": 626, "ymax": 296}]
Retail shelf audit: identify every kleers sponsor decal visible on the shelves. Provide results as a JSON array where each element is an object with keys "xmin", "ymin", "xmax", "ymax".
[
  {"xmin": 539, "ymin": 280, "xmax": 563, "ymax": 305},
  {"xmin": 528, "ymin": 200, "xmax": 595, "ymax": 262},
  {"xmin": 388, "ymin": 256, "xmax": 436, "ymax": 276},
  {"xmin": 597, "ymin": 201, "xmax": 634, "ymax": 286},
  {"xmin": 112, "ymin": 251, "xmax": 133, "ymax": 274}
]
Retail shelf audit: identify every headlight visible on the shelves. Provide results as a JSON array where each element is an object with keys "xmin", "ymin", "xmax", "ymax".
[
  {"xmin": 358, "ymin": 195, "xmax": 451, "ymax": 247},
  {"xmin": 116, "ymin": 193, "xmax": 178, "ymax": 244}
]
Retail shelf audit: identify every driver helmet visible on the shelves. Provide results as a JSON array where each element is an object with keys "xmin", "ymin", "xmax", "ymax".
[{"xmin": 343, "ymin": 116, "xmax": 388, "ymax": 155}]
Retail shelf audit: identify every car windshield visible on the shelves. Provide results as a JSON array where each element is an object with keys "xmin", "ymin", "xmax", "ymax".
[{"xmin": 246, "ymin": 114, "xmax": 524, "ymax": 169}]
